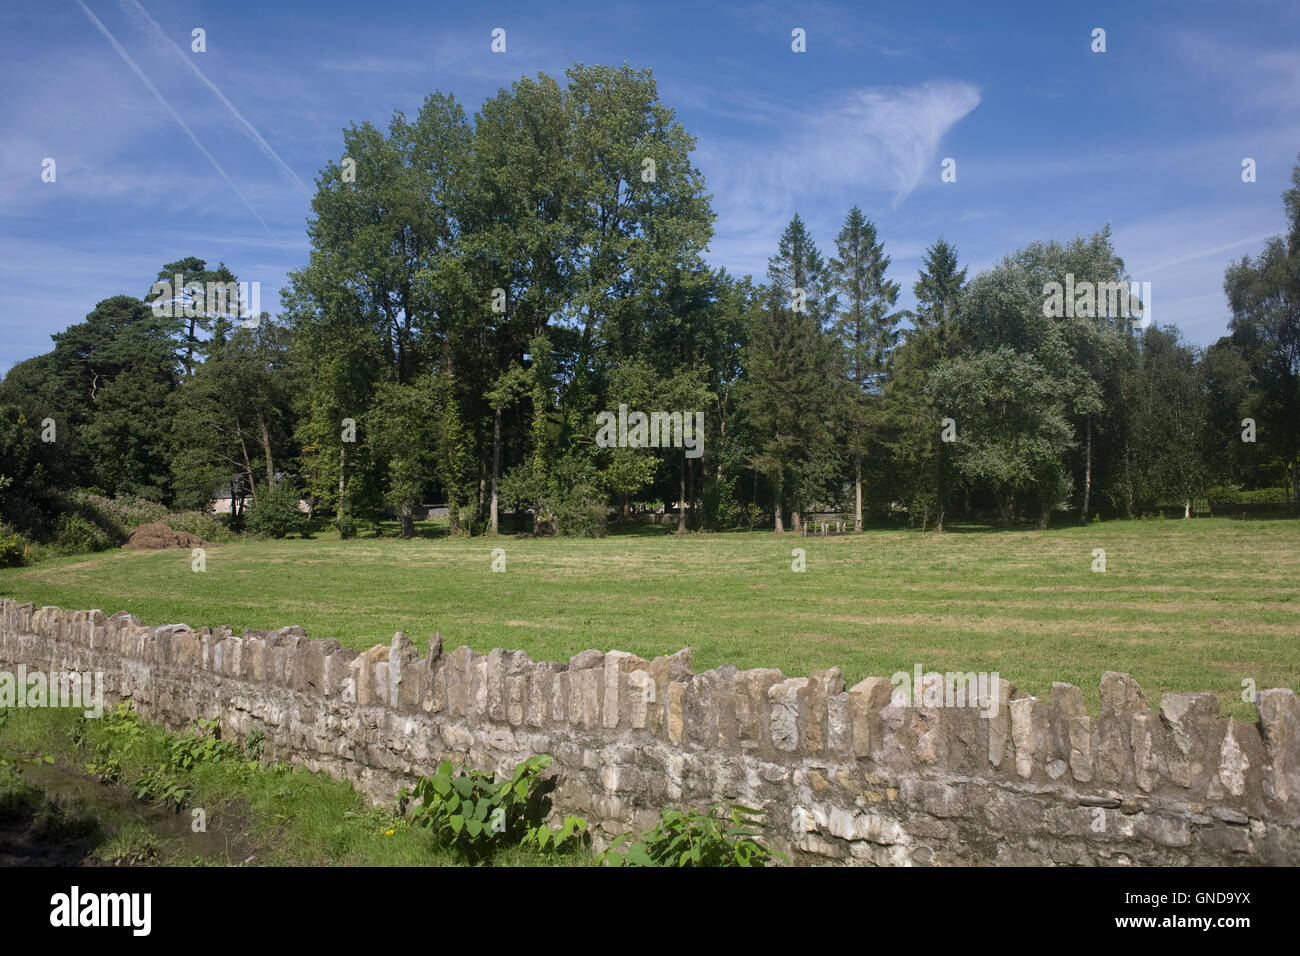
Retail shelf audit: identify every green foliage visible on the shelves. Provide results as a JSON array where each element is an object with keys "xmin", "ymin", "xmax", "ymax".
[
  {"xmin": 738, "ymin": 501, "xmax": 767, "ymax": 530},
  {"xmin": 400, "ymin": 754, "xmax": 587, "ymax": 863},
  {"xmin": 0, "ymin": 531, "xmax": 26, "ymax": 567},
  {"xmin": 546, "ymin": 456, "xmax": 608, "ymax": 538},
  {"xmin": 53, "ymin": 512, "xmax": 114, "ymax": 554},
  {"xmin": 135, "ymin": 717, "xmax": 242, "ymax": 808},
  {"xmin": 66, "ymin": 491, "xmax": 168, "ymax": 541},
  {"xmin": 86, "ymin": 699, "xmax": 149, "ymax": 783},
  {"xmin": 1207, "ymin": 484, "xmax": 1289, "ymax": 506},
  {"xmin": 599, "ymin": 803, "xmax": 783, "ymax": 867},
  {"xmin": 244, "ymin": 727, "xmax": 266, "ymax": 761},
  {"xmin": 162, "ymin": 510, "xmax": 232, "ymax": 542},
  {"xmin": 85, "ymin": 700, "xmax": 247, "ymax": 810},
  {"xmin": 245, "ymin": 481, "xmax": 307, "ymax": 538},
  {"xmin": 93, "ymin": 823, "xmax": 160, "ymax": 864}
]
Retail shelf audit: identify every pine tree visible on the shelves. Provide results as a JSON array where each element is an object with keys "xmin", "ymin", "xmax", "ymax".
[
  {"xmin": 740, "ymin": 214, "xmax": 843, "ymax": 533},
  {"xmin": 829, "ymin": 207, "xmax": 901, "ymax": 531},
  {"xmin": 912, "ymin": 238, "xmax": 967, "ymax": 334}
]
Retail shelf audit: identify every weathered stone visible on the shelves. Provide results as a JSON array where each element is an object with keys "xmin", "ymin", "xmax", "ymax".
[
  {"xmin": 1132, "ymin": 712, "xmax": 1165, "ymax": 792},
  {"xmin": 982, "ymin": 675, "xmax": 1016, "ymax": 769},
  {"xmin": 569, "ymin": 649, "xmax": 604, "ymax": 670},
  {"xmin": 848, "ymin": 676, "xmax": 895, "ymax": 759},
  {"xmin": 603, "ymin": 651, "xmax": 639, "ymax": 729},
  {"xmin": 647, "ymin": 648, "xmax": 694, "ymax": 686},
  {"xmin": 389, "ymin": 633, "xmax": 419, "ymax": 711},
  {"xmin": 728, "ymin": 668, "xmax": 778, "ymax": 752},
  {"xmin": 665, "ymin": 681, "xmax": 687, "ymax": 745},
  {"xmin": 1049, "ymin": 683, "xmax": 1094, "ymax": 783},
  {"xmin": 1010, "ymin": 697, "xmax": 1046, "ymax": 779},
  {"xmin": 804, "ymin": 667, "xmax": 843, "ymax": 754},
  {"xmin": 350, "ymin": 644, "xmax": 389, "ymax": 707},
  {"xmin": 506, "ymin": 675, "xmax": 526, "ymax": 726},
  {"xmin": 1257, "ymin": 688, "xmax": 1300, "ymax": 803},
  {"xmin": 1101, "ymin": 671, "xmax": 1150, "ymax": 717},
  {"xmin": 526, "ymin": 663, "xmax": 559, "ymax": 727},
  {"xmin": 626, "ymin": 669, "xmax": 655, "ymax": 730},
  {"xmin": 768, "ymin": 678, "xmax": 808, "ymax": 752}
]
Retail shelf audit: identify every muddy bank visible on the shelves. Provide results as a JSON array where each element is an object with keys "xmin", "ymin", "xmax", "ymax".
[{"xmin": 0, "ymin": 758, "xmax": 250, "ymax": 866}]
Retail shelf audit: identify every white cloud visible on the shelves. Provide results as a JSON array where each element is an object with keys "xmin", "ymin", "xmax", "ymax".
[{"xmin": 699, "ymin": 80, "xmax": 981, "ymax": 279}]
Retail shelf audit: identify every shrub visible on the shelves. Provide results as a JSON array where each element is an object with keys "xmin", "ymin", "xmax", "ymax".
[
  {"xmin": 599, "ymin": 804, "xmax": 783, "ymax": 867},
  {"xmin": 53, "ymin": 513, "xmax": 113, "ymax": 554},
  {"xmin": 245, "ymin": 482, "xmax": 307, "ymax": 539},
  {"xmin": 1207, "ymin": 484, "xmax": 1289, "ymax": 507},
  {"xmin": 65, "ymin": 491, "xmax": 167, "ymax": 542},
  {"xmin": 739, "ymin": 502, "xmax": 766, "ymax": 531},
  {"xmin": 336, "ymin": 514, "xmax": 357, "ymax": 539},
  {"xmin": 0, "ymin": 532, "xmax": 25, "ymax": 567},
  {"xmin": 700, "ymin": 482, "xmax": 739, "ymax": 531},
  {"xmin": 547, "ymin": 458, "xmax": 607, "ymax": 538},
  {"xmin": 162, "ymin": 511, "xmax": 232, "ymax": 543},
  {"xmin": 400, "ymin": 754, "xmax": 586, "ymax": 863}
]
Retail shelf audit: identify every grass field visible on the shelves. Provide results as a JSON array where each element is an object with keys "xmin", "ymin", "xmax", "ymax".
[{"xmin": 2, "ymin": 517, "xmax": 1297, "ymax": 719}]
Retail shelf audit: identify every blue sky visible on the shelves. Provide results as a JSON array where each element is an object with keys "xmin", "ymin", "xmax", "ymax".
[{"xmin": 3, "ymin": 0, "xmax": 1298, "ymax": 375}]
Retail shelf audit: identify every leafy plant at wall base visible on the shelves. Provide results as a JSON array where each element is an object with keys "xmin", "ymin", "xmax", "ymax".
[
  {"xmin": 599, "ymin": 804, "xmax": 784, "ymax": 867},
  {"xmin": 400, "ymin": 754, "xmax": 586, "ymax": 862},
  {"xmin": 244, "ymin": 727, "xmax": 266, "ymax": 761},
  {"xmin": 86, "ymin": 699, "xmax": 148, "ymax": 783}
]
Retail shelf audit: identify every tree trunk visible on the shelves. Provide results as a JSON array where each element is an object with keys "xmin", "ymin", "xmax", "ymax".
[
  {"xmin": 237, "ymin": 427, "xmax": 257, "ymax": 507},
  {"xmin": 400, "ymin": 503, "xmax": 413, "ymax": 538},
  {"xmin": 1081, "ymin": 414, "xmax": 1092, "ymax": 522},
  {"xmin": 854, "ymin": 451, "xmax": 863, "ymax": 533},
  {"xmin": 489, "ymin": 407, "xmax": 501, "ymax": 536},
  {"xmin": 1184, "ymin": 498, "xmax": 1191, "ymax": 519},
  {"xmin": 774, "ymin": 499, "xmax": 783, "ymax": 533},
  {"xmin": 338, "ymin": 446, "xmax": 346, "ymax": 516},
  {"xmin": 792, "ymin": 507, "xmax": 802, "ymax": 535},
  {"xmin": 677, "ymin": 456, "xmax": 687, "ymax": 533},
  {"xmin": 935, "ymin": 507, "xmax": 945, "ymax": 532},
  {"xmin": 687, "ymin": 455, "xmax": 695, "ymax": 521},
  {"xmin": 257, "ymin": 412, "xmax": 275, "ymax": 491}
]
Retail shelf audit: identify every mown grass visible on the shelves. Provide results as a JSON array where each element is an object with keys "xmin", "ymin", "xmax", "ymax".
[{"xmin": 2, "ymin": 517, "xmax": 1297, "ymax": 719}]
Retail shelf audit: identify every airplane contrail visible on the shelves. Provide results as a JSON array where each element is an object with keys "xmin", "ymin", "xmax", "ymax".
[
  {"xmin": 74, "ymin": 0, "xmax": 281, "ymax": 245},
  {"xmin": 121, "ymin": 0, "xmax": 313, "ymax": 197}
]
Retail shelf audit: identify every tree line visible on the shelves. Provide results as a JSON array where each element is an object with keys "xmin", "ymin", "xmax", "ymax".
[{"xmin": 2, "ymin": 63, "xmax": 1297, "ymax": 541}]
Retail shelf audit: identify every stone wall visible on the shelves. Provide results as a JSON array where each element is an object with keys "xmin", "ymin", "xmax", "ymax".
[{"xmin": 2, "ymin": 597, "xmax": 1297, "ymax": 865}]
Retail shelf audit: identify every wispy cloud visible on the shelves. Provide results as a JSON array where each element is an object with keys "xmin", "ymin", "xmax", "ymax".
[
  {"xmin": 120, "ymin": 0, "xmax": 313, "ymax": 197},
  {"xmin": 74, "ymin": 0, "xmax": 280, "ymax": 244},
  {"xmin": 700, "ymin": 80, "xmax": 980, "ymax": 277}
]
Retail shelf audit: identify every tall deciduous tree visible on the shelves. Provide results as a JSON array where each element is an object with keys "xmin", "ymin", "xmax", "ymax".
[{"xmin": 1223, "ymin": 156, "xmax": 1300, "ymax": 512}]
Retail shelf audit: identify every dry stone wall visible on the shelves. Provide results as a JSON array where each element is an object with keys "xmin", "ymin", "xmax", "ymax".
[{"xmin": 2, "ymin": 597, "xmax": 1298, "ymax": 865}]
